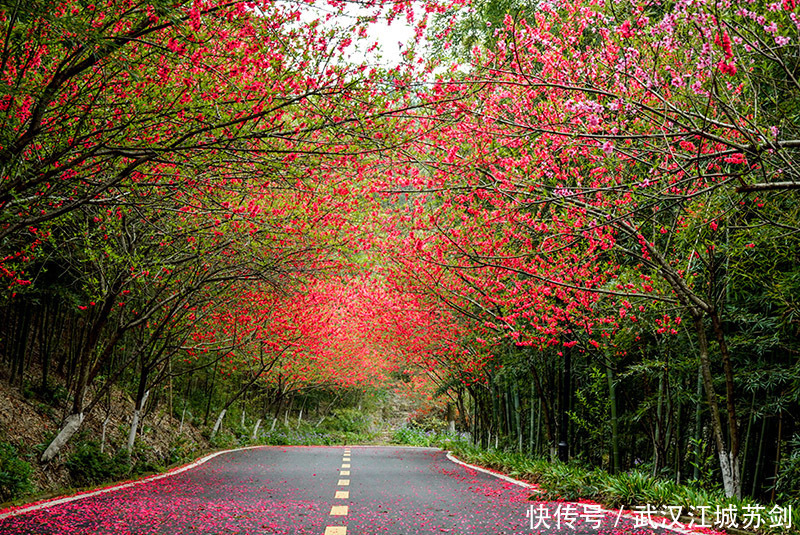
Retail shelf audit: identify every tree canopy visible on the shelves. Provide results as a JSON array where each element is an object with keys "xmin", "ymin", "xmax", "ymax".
[{"xmin": 1, "ymin": 0, "xmax": 799, "ymax": 508}]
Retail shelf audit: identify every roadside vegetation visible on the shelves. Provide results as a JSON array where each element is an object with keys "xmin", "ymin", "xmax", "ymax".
[{"xmin": 389, "ymin": 420, "xmax": 799, "ymax": 535}]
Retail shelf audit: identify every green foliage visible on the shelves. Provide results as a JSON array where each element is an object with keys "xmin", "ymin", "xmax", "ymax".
[
  {"xmin": 65, "ymin": 442, "xmax": 131, "ymax": 487},
  {"xmin": 428, "ymin": 0, "xmax": 531, "ymax": 61},
  {"xmin": 392, "ymin": 426, "xmax": 433, "ymax": 446},
  {"xmin": 0, "ymin": 442, "xmax": 34, "ymax": 502},
  {"xmin": 407, "ymin": 414, "xmax": 449, "ymax": 434},
  {"xmin": 167, "ymin": 436, "xmax": 202, "ymax": 467},
  {"xmin": 208, "ymin": 430, "xmax": 240, "ymax": 450},
  {"xmin": 391, "ymin": 425, "xmax": 462, "ymax": 447},
  {"xmin": 449, "ymin": 443, "xmax": 797, "ymax": 534},
  {"xmin": 567, "ymin": 365, "xmax": 610, "ymax": 454},
  {"xmin": 323, "ymin": 409, "xmax": 369, "ymax": 434},
  {"xmin": 537, "ymin": 462, "xmax": 606, "ymax": 502},
  {"xmin": 775, "ymin": 434, "xmax": 800, "ymax": 507},
  {"xmin": 601, "ymin": 470, "xmax": 665, "ymax": 507},
  {"xmin": 686, "ymin": 437, "xmax": 720, "ymax": 491},
  {"xmin": 130, "ymin": 443, "xmax": 164, "ymax": 475},
  {"xmin": 253, "ymin": 419, "xmax": 375, "ymax": 446}
]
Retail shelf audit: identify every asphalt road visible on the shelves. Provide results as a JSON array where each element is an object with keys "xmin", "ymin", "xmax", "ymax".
[{"xmin": 0, "ymin": 446, "xmax": 675, "ymax": 534}]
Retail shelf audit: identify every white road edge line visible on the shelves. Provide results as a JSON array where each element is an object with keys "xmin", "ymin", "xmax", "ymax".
[
  {"xmin": 0, "ymin": 445, "xmax": 266, "ymax": 520},
  {"xmin": 445, "ymin": 451, "xmax": 535, "ymax": 489},
  {"xmin": 444, "ymin": 451, "xmax": 705, "ymax": 535}
]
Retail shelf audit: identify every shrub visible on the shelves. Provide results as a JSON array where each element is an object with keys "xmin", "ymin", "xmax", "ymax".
[
  {"xmin": 0, "ymin": 442, "xmax": 33, "ymax": 502},
  {"xmin": 408, "ymin": 414, "xmax": 448, "ymax": 433},
  {"xmin": 391, "ymin": 425, "xmax": 463, "ymax": 447},
  {"xmin": 208, "ymin": 429, "xmax": 239, "ymax": 449},
  {"xmin": 392, "ymin": 426, "xmax": 436, "ymax": 446},
  {"xmin": 600, "ymin": 470, "xmax": 658, "ymax": 507},
  {"xmin": 538, "ymin": 462, "xmax": 605, "ymax": 501},
  {"xmin": 130, "ymin": 443, "xmax": 164, "ymax": 475},
  {"xmin": 256, "ymin": 420, "xmax": 372, "ymax": 446},
  {"xmin": 446, "ymin": 443, "xmax": 798, "ymax": 535},
  {"xmin": 66, "ymin": 442, "xmax": 130, "ymax": 487},
  {"xmin": 167, "ymin": 436, "xmax": 201, "ymax": 466},
  {"xmin": 323, "ymin": 409, "xmax": 369, "ymax": 434},
  {"xmin": 775, "ymin": 434, "xmax": 800, "ymax": 507}
]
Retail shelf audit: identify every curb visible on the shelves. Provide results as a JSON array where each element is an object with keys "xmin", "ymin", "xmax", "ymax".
[
  {"xmin": 443, "ymin": 451, "xmax": 725, "ymax": 535},
  {"xmin": 445, "ymin": 450, "xmax": 538, "ymax": 489},
  {"xmin": 0, "ymin": 445, "xmax": 265, "ymax": 521}
]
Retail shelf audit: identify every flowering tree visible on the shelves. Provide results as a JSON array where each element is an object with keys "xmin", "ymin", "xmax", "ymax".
[
  {"xmin": 374, "ymin": 0, "xmax": 800, "ymax": 496},
  {"xmin": 0, "ymin": 0, "xmax": 459, "ymax": 461}
]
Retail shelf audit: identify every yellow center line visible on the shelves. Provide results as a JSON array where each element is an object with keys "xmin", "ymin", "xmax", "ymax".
[
  {"xmin": 324, "ymin": 448, "xmax": 352, "ymax": 535},
  {"xmin": 330, "ymin": 505, "xmax": 349, "ymax": 516}
]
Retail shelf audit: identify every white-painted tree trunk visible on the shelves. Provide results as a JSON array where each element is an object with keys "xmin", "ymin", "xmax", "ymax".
[
  {"xmin": 241, "ymin": 408, "xmax": 246, "ymax": 428},
  {"xmin": 127, "ymin": 411, "xmax": 141, "ymax": 452},
  {"xmin": 179, "ymin": 403, "xmax": 187, "ymax": 434},
  {"xmin": 127, "ymin": 390, "xmax": 150, "ymax": 453},
  {"xmin": 270, "ymin": 417, "xmax": 278, "ymax": 431},
  {"xmin": 719, "ymin": 449, "xmax": 742, "ymax": 498},
  {"xmin": 41, "ymin": 413, "xmax": 84, "ymax": 462},
  {"xmin": 101, "ymin": 415, "xmax": 110, "ymax": 453},
  {"xmin": 210, "ymin": 409, "xmax": 227, "ymax": 440},
  {"xmin": 252, "ymin": 419, "xmax": 262, "ymax": 441}
]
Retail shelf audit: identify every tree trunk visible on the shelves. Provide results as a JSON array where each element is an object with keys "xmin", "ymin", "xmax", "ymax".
[
  {"xmin": 741, "ymin": 390, "xmax": 756, "ymax": 493},
  {"xmin": 284, "ymin": 398, "xmax": 292, "ymax": 426},
  {"xmin": 210, "ymin": 409, "xmax": 227, "ymax": 440},
  {"xmin": 101, "ymin": 415, "xmax": 110, "ymax": 453},
  {"xmin": 695, "ymin": 317, "xmax": 741, "ymax": 497},
  {"xmin": 752, "ymin": 416, "xmax": 768, "ymax": 497},
  {"xmin": 179, "ymin": 397, "xmax": 188, "ymax": 434},
  {"xmin": 252, "ymin": 418, "xmax": 262, "ymax": 441},
  {"xmin": 771, "ymin": 412, "xmax": 783, "ymax": 502},
  {"xmin": 710, "ymin": 310, "xmax": 741, "ymax": 492},
  {"xmin": 558, "ymin": 344, "xmax": 571, "ymax": 462},
  {"xmin": 693, "ymin": 366, "xmax": 703, "ymax": 480},
  {"xmin": 42, "ymin": 290, "xmax": 121, "ymax": 461},
  {"xmin": 529, "ymin": 360, "xmax": 555, "ymax": 454},
  {"xmin": 653, "ymin": 373, "xmax": 664, "ymax": 476},
  {"xmin": 606, "ymin": 359, "xmax": 620, "ymax": 474},
  {"xmin": 126, "ymin": 389, "xmax": 150, "ymax": 452},
  {"xmin": 512, "ymin": 381, "xmax": 522, "ymax": 452},
  {"xmin": 446, "ymin": 402, "xmax": 456, "ymax": 434},
  {"xmin": 41, "ymin": 413, "xmax": 83, "ymax": 462}
]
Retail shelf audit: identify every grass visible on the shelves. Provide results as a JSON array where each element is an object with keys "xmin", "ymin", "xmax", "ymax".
[{"xmin": 443, "ymin": 439, "xmax": 799, "ymax": 535}]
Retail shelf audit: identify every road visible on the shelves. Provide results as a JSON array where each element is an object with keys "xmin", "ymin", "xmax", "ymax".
[{"xmin": 0, "ymin": 446, "xmax": 674, "ymax": 534}]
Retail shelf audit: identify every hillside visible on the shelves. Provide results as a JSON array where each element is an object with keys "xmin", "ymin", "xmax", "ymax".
[{"xmin": 0, "ymin": 364, "xmax": 209, "ymax": 506}]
